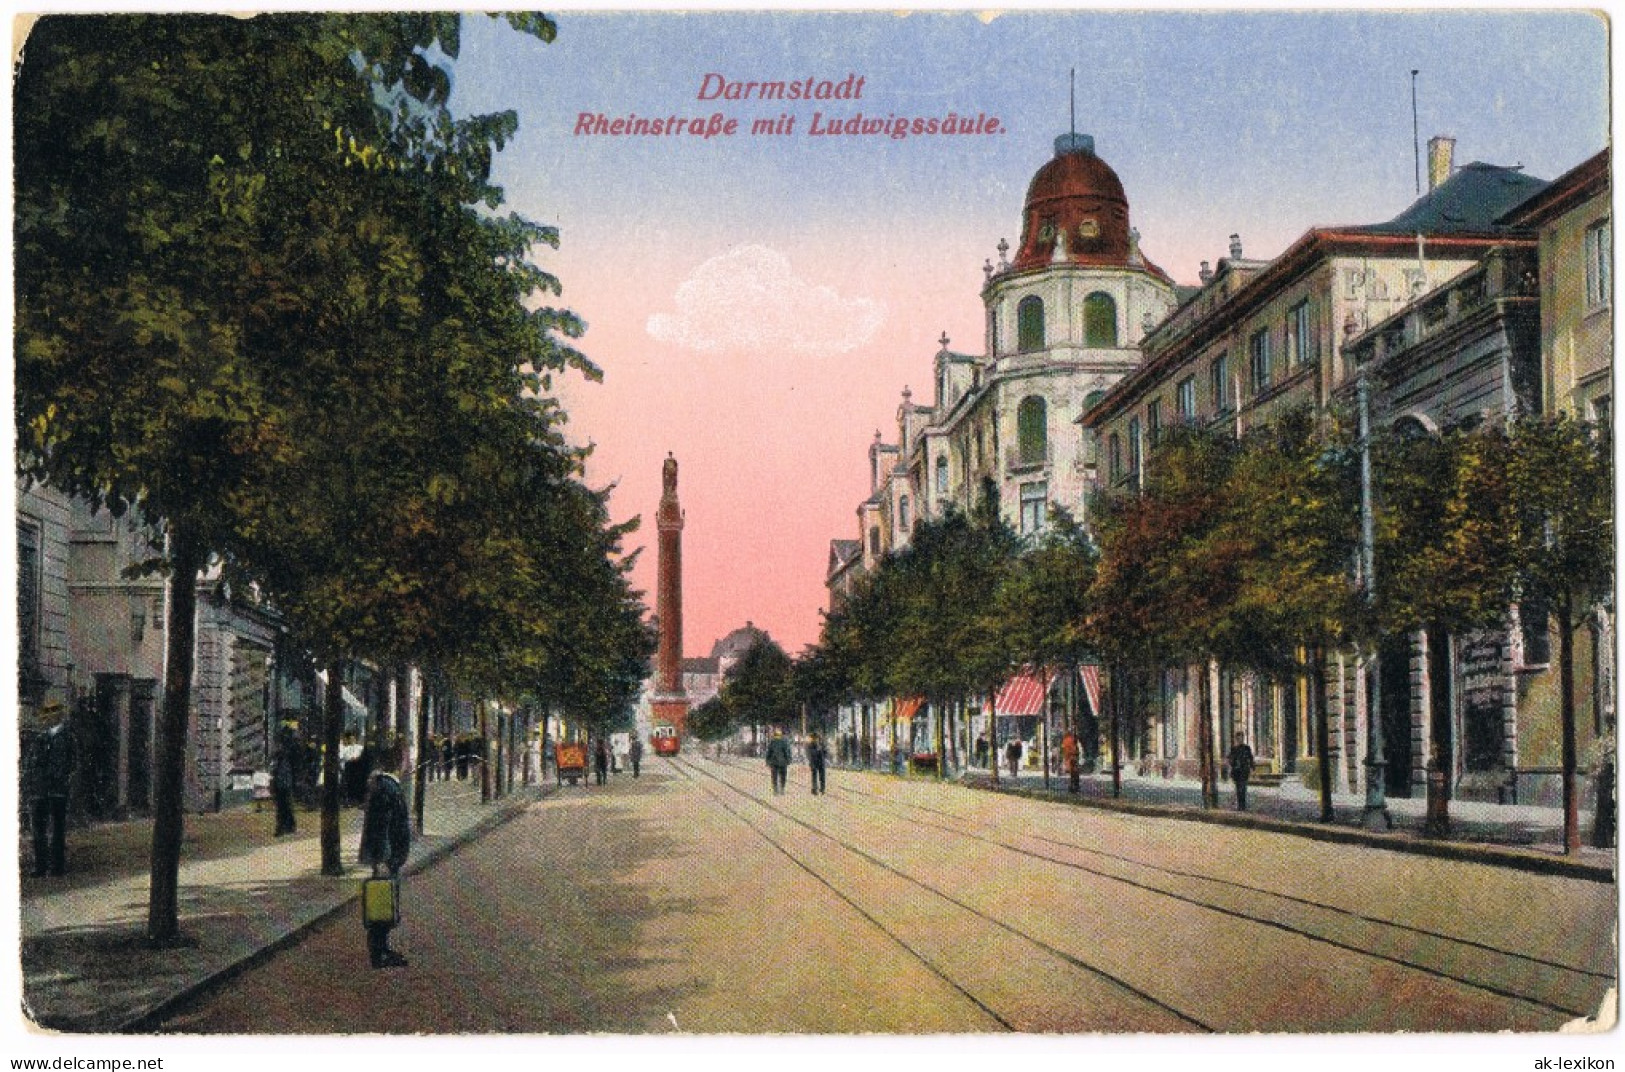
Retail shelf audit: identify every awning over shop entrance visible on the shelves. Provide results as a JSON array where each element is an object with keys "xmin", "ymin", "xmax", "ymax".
[
  {"xmin": 994, "ymin": 672, "xmax": 1047, "ymax": 717},
  {"xmin": 1080, "ymin": 665, "xmax": 1102, "ymax": 719},
  {"xmin": 892, "ymin": 696, "xmax": 924, "ymax": 723}
]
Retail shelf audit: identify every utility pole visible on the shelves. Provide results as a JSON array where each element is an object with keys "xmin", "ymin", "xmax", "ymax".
[
  {"xmin": 1358, "ymin": 365, "xmax": 1392, "ymax": 830},
  {"xmin": 1410, "ymin": 69, "xmax": 1421, "ymax": 197}
]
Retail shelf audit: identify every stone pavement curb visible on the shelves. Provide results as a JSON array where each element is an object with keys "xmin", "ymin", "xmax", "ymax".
[
  {"xmin": 114, "ymin": 785, "xmax": 552, "ymax": 1034},
  {"xmin": 956, "ymin": 774, "xmax": 1615, "ymax": 884}
]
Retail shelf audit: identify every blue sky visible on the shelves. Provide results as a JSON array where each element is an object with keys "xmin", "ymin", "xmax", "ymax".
[{"xmin": 455, "ymin": 10, "xmax": 1608, "ymax": 276}]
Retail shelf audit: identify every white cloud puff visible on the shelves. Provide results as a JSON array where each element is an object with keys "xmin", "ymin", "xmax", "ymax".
[{"xmin": 647, "ymin": 245, "xmax": 884, "ymax": 356}]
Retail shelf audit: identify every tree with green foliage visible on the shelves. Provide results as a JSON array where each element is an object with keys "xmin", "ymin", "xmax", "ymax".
[
  {"xmin": 1507, "ymin": 415, "xmax": 1613, "ymax": 853},
  {"xmin": 1089, "ymin": 427, "xmax": 1241, "ymax": 804},
  {"xmin": 15, "ymin": 12, "xmax": 582, "ymax": 940},
  {"xmin": 721, "ymin": 637, "xmax": 797, "ymax": 739},
  {"xmin": 1208, "ymin": 410, "xmax": 1362, "ymax": 820},
  {"xmin": 883, "ymin": 495, "xmax": 1020, "ymax": 778},
  {"xmin": 991, "ymin": 506, "xmax": 1098, "ymax": 786},
  {"xmin": 686, "ymin": 697, "xmax": 737, "ymax": 745}
]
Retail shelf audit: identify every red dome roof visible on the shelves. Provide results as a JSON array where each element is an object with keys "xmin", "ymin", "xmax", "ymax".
[{"xmin": 1011, "ymin": 135, "xmax": 1136, "ymax": 273}]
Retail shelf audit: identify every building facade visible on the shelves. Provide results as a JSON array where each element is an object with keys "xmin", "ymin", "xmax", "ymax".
[{"xmin": 1082, "ymin": 142, "xmax": 1614, "ymax": 807}]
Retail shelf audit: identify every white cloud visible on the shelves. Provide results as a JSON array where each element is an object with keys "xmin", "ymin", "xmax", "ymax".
[{"xmin": 647, "ymin": 245, "xmax": 884, "ymax": 356}]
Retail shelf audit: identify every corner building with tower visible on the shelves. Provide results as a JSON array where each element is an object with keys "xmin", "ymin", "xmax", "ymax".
[{"xmin": 828, "ymin": 126, "xmax": 1613, "ymax": 817}]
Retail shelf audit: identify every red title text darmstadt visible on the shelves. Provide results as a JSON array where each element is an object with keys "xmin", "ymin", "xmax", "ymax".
[{"xmin": 696, "ymin": 72, "xmax": 866, "ymax": 101}]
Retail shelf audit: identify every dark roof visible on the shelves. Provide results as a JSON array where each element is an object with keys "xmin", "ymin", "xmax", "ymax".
[
  {"xmin": 710, "ymin": 622, "xmax": 772, "ymax": 660},
  {"xmin": 1355, "ymin": 162, "xmax": 1548, "ymax": 235},
  {"xmin": 1498, "ymin": 148, "xmax": 1609, "ymax": 228}
]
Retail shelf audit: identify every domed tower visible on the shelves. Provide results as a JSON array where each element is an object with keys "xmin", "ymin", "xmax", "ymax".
[
  {"xmin": 985, "ymin": 132, "xmax": 1176, "ymax": 364},
  {"xmin": 965, "ymin": 131, "xmax": 1178, "ymax": 532},
  {"xmin": 1012, "ymin": 132, "xmax": 1167, "ymax": 277}
]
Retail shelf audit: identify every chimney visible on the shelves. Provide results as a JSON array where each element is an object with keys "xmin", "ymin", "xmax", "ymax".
[
  {"xmin": 1427, "ymin": 135, "xmax": 1455, "ymax": 191},
  {"xmin": 1199, "ymin": 260, "xmax": 1213, "ymax": 285},
  {"xmin": 1228, "ymin": 234, "xmax": 1243, "ymax": 260}
]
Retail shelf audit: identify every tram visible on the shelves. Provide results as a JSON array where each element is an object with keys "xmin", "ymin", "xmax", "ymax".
[{"xmin": 650, "ymin": 724, "xmax": 681, "ymax": 757}]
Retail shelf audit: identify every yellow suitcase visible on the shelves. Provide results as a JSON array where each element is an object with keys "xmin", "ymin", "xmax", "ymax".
[{"xmin": 361, "ymin": 877, "xmax": 399, "ymax": 926}]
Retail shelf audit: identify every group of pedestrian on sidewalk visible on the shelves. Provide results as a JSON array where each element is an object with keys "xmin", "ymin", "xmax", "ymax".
[{"xmin": 764, "ymin": 728, "xmax": 828, "ymax": 796}]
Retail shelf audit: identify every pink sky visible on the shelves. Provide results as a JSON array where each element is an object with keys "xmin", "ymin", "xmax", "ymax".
[
  {"xmin": 555, "ymin": 223, "xmax": 995, "ymax": 656},
  {"xmin": 455, "ymin": 11, "xmax": 1607, "ymax": 662}
]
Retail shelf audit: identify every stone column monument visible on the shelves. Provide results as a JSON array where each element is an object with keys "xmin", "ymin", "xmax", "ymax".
[{"xmin": 651, "ymin": 453, "xmax": 689, "ymax": 733}]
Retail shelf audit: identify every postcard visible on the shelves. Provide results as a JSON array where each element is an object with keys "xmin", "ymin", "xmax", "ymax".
[{"xmin": 9, "ymin": 6, "xmax": 1618, "ymax": 1066}]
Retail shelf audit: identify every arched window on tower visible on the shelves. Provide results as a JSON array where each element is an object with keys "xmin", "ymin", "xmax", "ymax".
[
  {"xmin": 1017, "ymin": 396, "xmax": 1047, "ymax": 466},
  {"xmin": 869, "ymin": 526, "xmax": 881, "ymax": 556},
  {"xmin": 1017, "ymin": 296, "xmax": 1045, "ymax": 353},
  {"xmin": 1084, "ymin": 292, "xmax": 1118, "ymax": 347},
  {"xmin": 935, "ymin": 455, "xmax": 949, "ymax": 495}
]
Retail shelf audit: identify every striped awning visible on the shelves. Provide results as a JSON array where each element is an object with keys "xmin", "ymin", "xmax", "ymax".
[
  {"xmin": 892, "ymin": 696, "xmax": 924, "ymax": 723},
  {"xmin": 1080, "ymin": 665, "xmax": 1103, "ymax": 720},
  {"xmin": 994, "ymin": 672, "xmax": 1047, "ymax": 717}
]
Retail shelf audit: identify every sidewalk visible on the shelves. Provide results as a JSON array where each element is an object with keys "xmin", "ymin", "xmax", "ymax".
[
  {"xmin": 951, "ymin": 763, "xmax": 1616, "ymax": 881},
  {"xmin": 20, "ymin": 776, "xmax": 548, "ymax": 1033},
  {"xmin": 825, "ymin": 756, "xmax": 1614, "ymax": 880}
]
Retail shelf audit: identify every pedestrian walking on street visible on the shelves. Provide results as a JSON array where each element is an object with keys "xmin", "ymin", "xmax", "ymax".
[
  {"xmin": 359, "ymin": 741, "xmax": 411, "ymax": 969},
  {"xmin": 594, "ymin": 737, "xmax": 610, "ymax": 786},
  {"xmin": 766, "ymin": 727, "xmax": 792, "ymax": 795},
  {"xmin": 975, "ymin": 734, "xmax": 989, "ymax": 769},
  {"xmin": 272, "ymin": 725, "xmax": 299, "ymax": 836},
  {"xmin": 629, "ymin": 736, "xmax": 644, "ymax": 778},
  {"xmin": 1062, "ymin": 729, "xmax": 1081, "ymax": 794},
  {"xmin": 1005, "ymin": 737, "xmax": 1023, "ymax": 781},
  {"xmin": 26, "ymin": 700, "xmax": 75, "ymax": 877},
  {"xmin": 807, "ymin": 733, "xmax": 828, "ymax": 795},
  {"xmin": 1228, "ymin": 733, "xmax": 1255, "ymax": 812}
]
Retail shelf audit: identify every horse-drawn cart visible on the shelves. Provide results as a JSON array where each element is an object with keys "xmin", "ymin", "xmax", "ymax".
[{"xmin": 555, "ymin": 742, "xmax": 588, "ymax": 786}]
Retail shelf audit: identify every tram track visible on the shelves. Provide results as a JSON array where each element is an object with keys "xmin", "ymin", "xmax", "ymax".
[
  {"xmin": 667, "ymin": 755, "xmax": 1215, "ymax": 1032},
  {"xmin": 831, "ymin": 777, "xmax": 1613, "ymax": 999},
  {"xmin": 699, "ymin": 754, "xmax": 1601, "ymax": 1026},
  {"xmin": 662, "ymin": 756, "xmax": 1018, "ymax": 1031}
]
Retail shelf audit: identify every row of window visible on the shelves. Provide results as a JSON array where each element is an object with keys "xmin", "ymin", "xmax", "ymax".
[
  {"xmin": 878, "ymin": 479, "xmax": 1051, "ymax": 544},
  {"xmin": 1010, "ymin": 293, "xmax": 1120, "ymax": 353},
  {"xmin": 1105, "ymin": 300, "xmax": 1321, "ymax": 481}
]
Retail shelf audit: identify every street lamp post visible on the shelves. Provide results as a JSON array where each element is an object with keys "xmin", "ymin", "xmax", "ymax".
[{"xmin": 1357, "ymin": 365, "xmax": 1393, "ymax": 830}]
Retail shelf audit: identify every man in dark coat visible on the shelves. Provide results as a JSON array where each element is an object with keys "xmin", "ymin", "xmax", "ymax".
[
  {"xmin": 974, "ymin": 734, "xmax": 990, "ymax": 769},
  {"xmin": 359, "ymin": 742, "xmax": 412, "ymax": 968},
  {"xmin": 629, "ymin": 736, "xmax": 644, "ymax": 778},
  {"xmin": 1005, "ymin": 737, "xmax": 1023, "ymax": 781},
  {"xmin": 806, "ymin": 733, "xmax": 828, "ymax": 795},
  {"xmin": 1227, "ymin": 732, "xmax": 1256, "ymax": 812},
  {"xmin": 26, "ymin": 701, "xmax": 75, "ymax": 877},
  {"xmin": 271, "ymin": 726, "xmax": 298, "ymax": 836},
  {"xmin": 765, "ymin": 728, "xmax": 792, "ymax": 795},
  {"xmin": 593, "ymin": 737, "xmax": 610, "ymax": 786}
]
